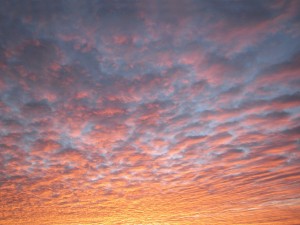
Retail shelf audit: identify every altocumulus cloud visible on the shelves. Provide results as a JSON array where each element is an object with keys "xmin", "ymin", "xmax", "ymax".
[{"xmin": 0, "ymin": 0, "xmax": 300, "ymax": 224}]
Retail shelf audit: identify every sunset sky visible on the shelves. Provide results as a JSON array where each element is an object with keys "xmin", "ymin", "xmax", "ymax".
[{"xmin": 0, "ymin": 0, "xmax": 300, "ymax": 224}]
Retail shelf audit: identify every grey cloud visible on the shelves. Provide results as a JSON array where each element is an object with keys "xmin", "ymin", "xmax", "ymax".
[{"xmin": 21, "ymin": 101, "xmax": 52, "ymax": 119}]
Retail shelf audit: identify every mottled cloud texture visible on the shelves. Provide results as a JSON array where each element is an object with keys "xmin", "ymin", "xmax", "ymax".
[{"xmin": 1, "ymin": 0, "xmax": 300, "ymax": 224}]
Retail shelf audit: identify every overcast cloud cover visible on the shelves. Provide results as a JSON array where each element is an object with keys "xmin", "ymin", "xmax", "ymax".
[{"xmin": 0, "ymin": 0, "xmax": 300, "ymax": 224}]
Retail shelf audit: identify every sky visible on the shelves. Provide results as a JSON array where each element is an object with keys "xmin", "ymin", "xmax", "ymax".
[{"xmin": 0, "ymin": 0, "xmax": 300, "ymax": 224}]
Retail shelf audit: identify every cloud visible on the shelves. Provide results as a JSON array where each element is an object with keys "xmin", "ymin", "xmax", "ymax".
[
  {"xmin": 21, "ymin": 101, "xmax": 52, "ymax": 119},
  {"xmin": 0, "ymin": 1, "xmax": 300, "ymax": 224}
]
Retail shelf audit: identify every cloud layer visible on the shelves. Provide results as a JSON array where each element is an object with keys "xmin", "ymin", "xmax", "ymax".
[{"xmin": 1, "ymin": 0, "xmax": 300, "ymax": 224}]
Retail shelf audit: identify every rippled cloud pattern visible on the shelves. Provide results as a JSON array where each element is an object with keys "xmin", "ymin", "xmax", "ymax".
[{"xmin": 1, "ymin": 0, "xmax": 300, "ymax": 224}]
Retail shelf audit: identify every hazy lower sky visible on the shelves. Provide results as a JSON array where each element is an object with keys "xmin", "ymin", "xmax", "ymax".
[{"xmin": 0, "ymin": 0, "xmax": 300, "ymax": 224}]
